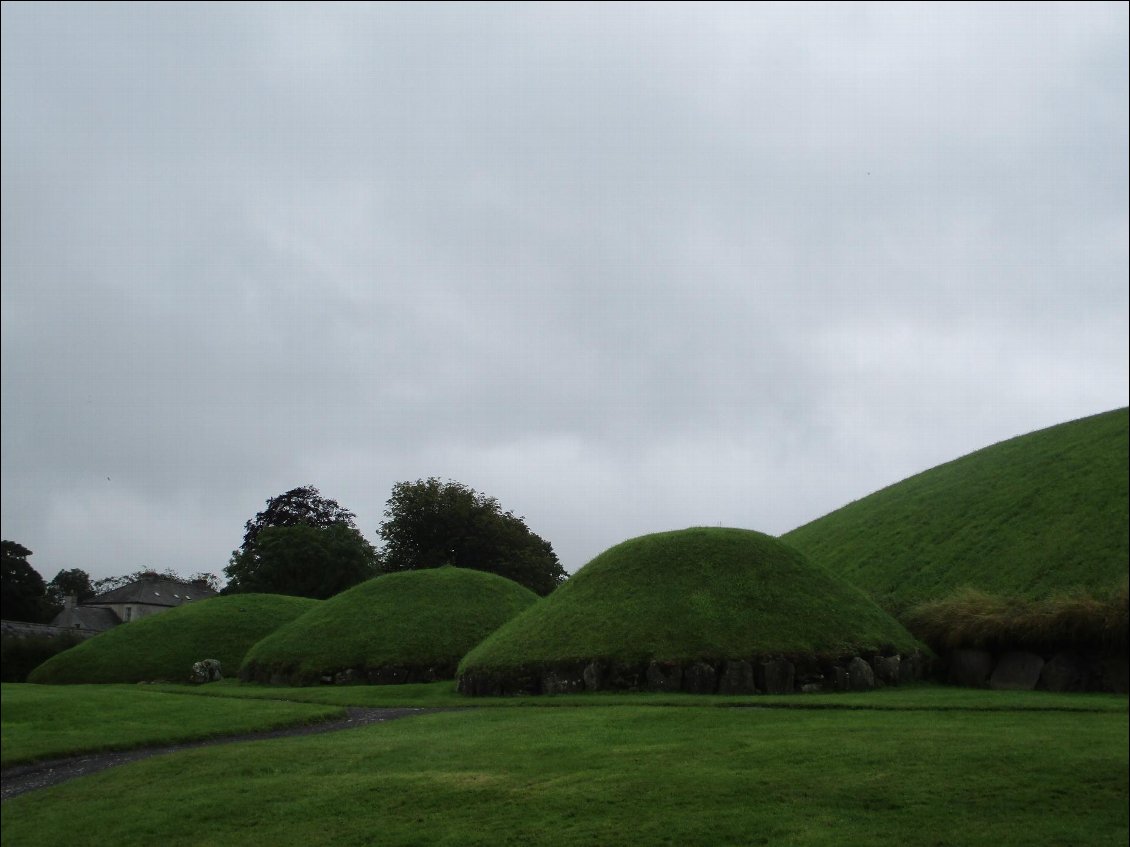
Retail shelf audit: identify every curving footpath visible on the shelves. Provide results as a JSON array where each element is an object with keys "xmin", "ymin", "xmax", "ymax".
[{"xmin": 2, "ymin": 707, "xmax": 445, "ymax": 801}]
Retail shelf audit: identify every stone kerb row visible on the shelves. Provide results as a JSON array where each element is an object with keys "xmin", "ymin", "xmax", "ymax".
[
  {"xmin": 945, "ymin": 647, "xmax": 1128, "ymax": 693},
  {"xmin": 458, "ymin": 651, "xmax": 931, "ymax": 697},
  {"xmin": 240, "ymin": 661, "xmax": 460, "ymax": 687}
]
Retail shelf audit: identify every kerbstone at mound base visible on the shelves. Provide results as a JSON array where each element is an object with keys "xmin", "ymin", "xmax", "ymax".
[
  {"xmin": 989, "ymin": 651, "xmax": 1044, "ymax": 691},
  {"xmin": 948, "ymin": 648, "xmax": 993, "ymax": 687}
]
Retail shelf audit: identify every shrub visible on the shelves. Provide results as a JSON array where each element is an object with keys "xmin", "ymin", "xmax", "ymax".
[{"xmin": 903, "ymin": 580, "xmax": 1129, "ymax": 654}]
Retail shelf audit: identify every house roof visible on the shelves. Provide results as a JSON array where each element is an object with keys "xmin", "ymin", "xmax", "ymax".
[
  {"xmin": 50, "ymin": 605, "xmax": 121, "ymax": 632},
  {"xmin": 89, "ymin": 576, "xmax": 218, "ymax": 608}
]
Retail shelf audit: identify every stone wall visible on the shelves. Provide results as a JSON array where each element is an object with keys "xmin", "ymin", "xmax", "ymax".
[
  {"xmin": 239, "ymin": 660, "xmax": 459, "ymax": 687},
  {"xmin": 458, "ymin": 651, "xmax": 932, "ymax": 697},
  {"xmin": 0, "ymin": 620, "xmax": 98, "ymax": 641},
  {"xmin": 943, "ymin": 647, "xmax": 1127, "ymax": 693}
]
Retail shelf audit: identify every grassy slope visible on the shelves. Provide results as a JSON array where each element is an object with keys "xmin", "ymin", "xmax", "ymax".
[
  {"xmin": 2, "ymin": 705, "xmax": 1125, "ymax": 847},
  {"xmin": 27, "ymin": 594, "xmax": 318, "ymax": 685},
  {"xmin": 461, "ymin": 527, "xmax": 920, "ymax": 674},
  {"xmin": 241, "ymin": 567, "xmax": 537, "ymax": 679},
  {"xmin": 0, "ymin": 684, "xmax": 342, "ymax": 767},
  {"xmin": 783, "ymin": 407, "xmax": 1130, "ymax": 612}
]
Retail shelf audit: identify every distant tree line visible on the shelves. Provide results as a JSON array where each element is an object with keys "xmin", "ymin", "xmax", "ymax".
[
  {"xmin": 223, "ymin": 479, "xmax": 565, "ymax": 600},
  {"xmin": 3, "ymin": 477, "xmax": 566, "ymax": 618}
]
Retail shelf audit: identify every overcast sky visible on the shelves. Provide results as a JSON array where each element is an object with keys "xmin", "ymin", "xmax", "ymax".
[{"xmin": 3, "ymin": 2, "xmax": 1127, "ymax": 584}]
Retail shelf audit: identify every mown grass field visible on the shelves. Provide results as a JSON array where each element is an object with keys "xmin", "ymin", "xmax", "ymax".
[
  {"xmin": 2, "ymin": 683, "xmax": 1126, "ymax": 846},
  {"xmin": 783, "ymin": 407, "xmax": 1129, "ymax": 613},
  {"xmin": 0, "ymin": 684, "xmax": 343, "ymax": 767}
]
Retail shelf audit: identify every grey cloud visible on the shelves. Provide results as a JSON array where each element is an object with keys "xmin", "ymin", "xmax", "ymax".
[{"xmin": 3, "ymin": 2, "xmax": 1126, "ymax": 580}]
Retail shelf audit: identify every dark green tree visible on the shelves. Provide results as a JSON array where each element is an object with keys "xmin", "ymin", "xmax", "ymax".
[
  {"xmin": 225, "ymin": 523, "xmax": 376, "ymax": 599},
  {"xmin": 376, "ymin": 478, "xmax": 566, "ymax": 596},
  {"xmin": 1, "ymin": 541, "xmax": 52, "ymax": 622},
  {"xmin": 225, "ymin": 485, "xmax": 373, "ymax": 598},
  {"xmin": 45, "ymin": 568, "xmax": 96, "ymax": 610},
  {"xmin": 237, "ymin": 485, "xmax": 358, "ymax": 554}
]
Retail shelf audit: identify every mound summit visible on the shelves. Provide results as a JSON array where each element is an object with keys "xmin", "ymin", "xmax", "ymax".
[
  {"xmin": 28, "ymin": 594, "xmax": 317, "ymax": 685},
  {"xmin": 458, "ymin": 527, "xmax": 926, "ymax": 696},
  {"xmin": 240, "ymin": 566, "xmax": 538, "ymax": 685}
]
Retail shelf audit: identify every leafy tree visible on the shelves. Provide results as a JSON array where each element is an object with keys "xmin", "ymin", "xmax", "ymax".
[
  {"xmin": 1, "ymin": 541, "xmax": 52, "ymax": 622},
  {"xmin": 376, "ymin": 478, "xmax": 566, "ymax": 596},
  {"xmin": 188, "ymin": 572, "xmax": 222, "ymax": 592},
  {"xmin": 237, "ymin": 485, "xmax": 358, "ymax": 555},
  {"xmin": 45, "ymin": 568, "xmax": 96, "ymax": 609},
  {"xmin": 225, "ymin": 523, "xmax": 376, "ymax": 599},
  {"xmin": 225, "ymin": 485, "xmax": 373, "ymax": 598}
]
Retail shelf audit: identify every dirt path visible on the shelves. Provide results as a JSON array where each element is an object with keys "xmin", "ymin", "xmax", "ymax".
[{"xmin": 2, "ymin": 707, "xmax": 446, "ymax": 801}]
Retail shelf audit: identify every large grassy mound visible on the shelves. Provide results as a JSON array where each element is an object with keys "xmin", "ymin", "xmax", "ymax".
[
  {"xmin": 27, "ymin": 594, "xmax": 317, "ymax": 685},
  {"xmin": 240, "ymin": 567, "xmax": 539, "ymax": 685},
  {"xmin": 783, "ymin": 407, "xmax": 1129, "ymax": 614},
  {"xmin": 458, "ymin": 528, "xmax": 922, "ymax": 690}
]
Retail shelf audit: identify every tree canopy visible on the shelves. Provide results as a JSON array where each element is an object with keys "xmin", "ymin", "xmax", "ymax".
[
  {"xmin": 225, "ymin": 523, "xmax": 376, "ymax": 599},
  {"xmin": 238, "ymin": 484, "xmax": 358, "ymax": 554},
  {"xmin": 376, "ymin": 478, "xmax": 566, "ymax": 596},
  {"xmin": 45, "ymin": 568, "xmax": 96, "ymax": 609},
  {"xmin": 225, "ymin": 485, "xmax": 374, "ymax": 598},
  {"xmin": 1, "ymin": 541, "xmax": 52, "ymax": 622}
]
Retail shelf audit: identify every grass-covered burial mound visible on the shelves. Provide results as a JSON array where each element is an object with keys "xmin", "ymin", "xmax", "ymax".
[
  {"xmin": 783, "ymin": 407, "xmax": 1129, "ymax": 614},
  {"xmin": 240, "ymin": 567, "xmax": 538, "ymax": 686},
  {"xmin": 28, "ymin": 594, "xmax": 317, "ymax": 685},
  {"xmin": 457, "ymin": 527, "xmax": 926, "ymax": 696}
]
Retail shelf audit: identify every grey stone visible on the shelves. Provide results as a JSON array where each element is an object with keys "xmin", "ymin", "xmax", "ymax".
[
  {"xmin": 582, "ymin": 662, "xmax": 605, "ymax": 691},
  {"xmin": 606, "ymin": 662, "xmax": 645, "ymax": 690},
  {"xmin": 871, "ymin": 655, "xmax": 901, "ymax": 685},
  {"xmin": 682, "ymin": 661, "xmax": 718, "ymax": 694},
  {"xmin": 190, "ymin": 658, "xmax": 222, "ymax": 684},
  {"xmin": 847, "ymin": 656, "xmax": 875, "ymax": 691},
  {"xmin": 1040, "ymin": 651, "xmax": 1089, "ymax": 692},
  {"xmin": 334, "ymin": 668, "xmax": 357, "ymax": 685},
  {"xmin": 800, "ymin": 683, "xmax": 823, "ymax": 693},
  {"xmin": 825, "ymin": 665, "xmax": 851, "ymax": 692},
  {"xmin": 646, "ymin": 661, "xmax": 683, "ymax": 692},
  {"xmin": 898, "ymin": 652, "xmax": 922, "ymax": 684},
  {"xmin": 717, "ymin": 660, "xmax": 757, "ymax": 695},
  {"xmin": 542, "ymin": 669, "xmax": 585, "ymax": 694},
  {"xmin": 758, "ymin": 659, "xmax": 796, "ymax": 694},
  {"xmin": 1100, "ymin": 656, "xmax": 1128, "ymax": 694},
  {"xmin": 947, "ymin": 648, "xmax": 993, "ymax": 688},
  {"xmin": 989, "ymin": 651, "xmax": 1044, "ymax": 690},
  {"xmin": 368, "ymin": 666, "xmax": 409, "ymax": 685}
]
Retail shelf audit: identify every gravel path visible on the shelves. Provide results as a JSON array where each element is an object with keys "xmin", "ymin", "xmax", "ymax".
[{"xmin": 2, "ymin": 707, "xmax": 444, "ymax": 801}]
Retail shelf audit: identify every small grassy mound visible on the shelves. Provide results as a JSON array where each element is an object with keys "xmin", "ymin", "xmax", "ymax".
[
  {"xmin": 240, "ymin": 567, "xmax": 539, "ymax": 685},
  {"xmin": 782, "ymin": 407, "xmax": 1129, "ymax": 614},
  {"xmin": 459, "ymin": 528, "xmax": 922, "ymax": 687},
  {"xmin": 27, "ymin": 594, "xmax": 317, "ymax": 685}
]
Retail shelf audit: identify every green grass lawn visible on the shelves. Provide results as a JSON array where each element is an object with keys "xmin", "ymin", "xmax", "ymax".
[
  {"xmin": 3, "ymin": 702, "xmax": 1126, "ymax": 846},
  {"xmin": 148, "ymin": 678, "xmax": 1130, "ymax": 713},
  {"xmin": 0, "ymin": 683, "xmax": 343, "ymax": 767}
]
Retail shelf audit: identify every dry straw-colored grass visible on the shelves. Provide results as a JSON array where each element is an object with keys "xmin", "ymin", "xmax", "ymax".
[{"xmin": 904, "ymin": 580, "xmax": 1128, "ymax": 653}]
